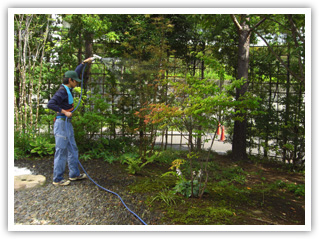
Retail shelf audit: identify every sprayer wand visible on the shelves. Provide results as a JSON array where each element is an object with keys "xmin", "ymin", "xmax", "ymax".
[{"xmin": 91, "ymin": 54, "xmax": 103, "ymax": 63}]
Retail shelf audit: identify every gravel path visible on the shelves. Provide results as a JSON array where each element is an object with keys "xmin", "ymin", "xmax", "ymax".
[{"xmin": 14, "ymin": 158, "xmax": 162, "ymax": 225}]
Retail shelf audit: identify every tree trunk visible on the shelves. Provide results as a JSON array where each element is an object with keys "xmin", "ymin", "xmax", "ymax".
[
  {"xmin": 21, "ymin": 27, "xmax": 29, "ymax": 131},
  {"xmin": 14, "ymin": 15, "xmax": 22, "ymax": 129},
  {"xmin": 84, "ymin": 32, "xmax": 93, "ymax": 89},
  {"xmin": 232, "ymin": 15, "xmax": 251, "ymax": 161},
  {"xmin": 35, "ymin": 20, "xmax": 50, "ymax": 132},
  {"xmin": 29, "ymin": 27, "xmax": 43, "ymax": 130},
  {"xmin": 230, "ymin": 15, "xmax": 268, "ymax": 160}
]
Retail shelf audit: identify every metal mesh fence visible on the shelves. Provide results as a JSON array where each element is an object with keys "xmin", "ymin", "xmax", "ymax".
[{"xmin": 45, "ymin": 45, "xmax": 305, "ymax": 163}]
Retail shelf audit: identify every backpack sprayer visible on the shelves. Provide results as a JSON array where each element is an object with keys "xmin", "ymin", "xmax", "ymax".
[{"xmin": 65, "ymin": 56, "xmax": 147, "ymax": 225}]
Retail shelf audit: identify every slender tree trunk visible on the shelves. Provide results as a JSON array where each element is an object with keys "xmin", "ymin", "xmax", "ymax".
[
  {"xmin": 17, "ymin": 15, "xmax": 24, "ymax": 131},
  {"xmin": 21, "ymin": 20, "xmax": 30, "ymax": 131},
  {"xmin": 29, "ymin": 67, "xmax": 35, "ymax": 128},
  {"xmin": 29, "ymin": 33, "xmax": 42, "ymax": 130},
  {"xmin": 14, "ymin": 15, "xmax": 22, "ymax": 130},
  {"xmin": 20, "ymin": 31, "xmax": 27, "ymax": 130},
  {"xmin": 84, "ymin": 32, "xmax": 93, "ymax": 89},
  {"xmin": 35, "ymin": 19, "xmax": 50, "ymax": 132},
  {"xmin": 231, "ymin": 15, "xmax": 251, "ymax": 160},
  {"xmin": 14, "ymin": 95, "xmax": 19, "ymax": 128}
]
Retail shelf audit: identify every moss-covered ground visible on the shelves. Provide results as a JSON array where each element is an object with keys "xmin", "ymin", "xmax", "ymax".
[{"xmin": 127, "ymin": 151, "xmax": 305, "ymax": 225}]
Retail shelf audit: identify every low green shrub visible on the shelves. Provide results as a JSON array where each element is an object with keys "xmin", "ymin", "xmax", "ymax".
[
  {"xmin": 30, "ymin": 137, "xmax": 55, "ymax": 157},
  {"xmin": 14, "ymin": 130, "xmax": 33, "ymax": 158},
  {"xmin": 15, "ymin": 131, "xmax": 55, "ymax": 158},
  {"xmin": 173, "ymin": 178, "xmax": 205, "ymax": 198}
]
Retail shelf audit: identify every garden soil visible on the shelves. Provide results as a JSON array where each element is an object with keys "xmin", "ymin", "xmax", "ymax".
[{"xmin": 13, "ymin": 156, "xmax": 305, "ymax": 226}]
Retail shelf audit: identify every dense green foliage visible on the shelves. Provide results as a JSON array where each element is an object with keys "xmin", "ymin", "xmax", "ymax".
[{"xmin": 14, "ymin": 14, "xmax": 305, "ymax": 180}]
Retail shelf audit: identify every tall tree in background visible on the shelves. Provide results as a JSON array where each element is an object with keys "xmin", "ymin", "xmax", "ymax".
[{"xmin": 231, "ymin": 14, "xmax": 266, "ymax": 160}]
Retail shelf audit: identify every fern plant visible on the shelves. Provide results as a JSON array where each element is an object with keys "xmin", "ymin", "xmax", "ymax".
[{"xmin": 120, "ymin": 152, "xmax": 155, "ymax": 174}]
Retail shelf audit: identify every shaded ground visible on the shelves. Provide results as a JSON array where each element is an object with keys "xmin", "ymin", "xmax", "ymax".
[
  {"xmin": 213, "ymin": 156, "xmax": 305, "ymax": 225},
  {"xmin": 14, "ymin": 154, "xmax": 305, "ymax": 225}
]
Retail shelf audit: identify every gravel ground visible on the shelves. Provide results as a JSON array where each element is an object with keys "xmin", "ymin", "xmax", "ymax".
[{"xmin": 14, "ymin": 158, "xmax": 162, "ymax": 225}]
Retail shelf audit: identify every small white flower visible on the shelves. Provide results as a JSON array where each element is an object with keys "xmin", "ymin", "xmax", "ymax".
[{"xmin": 176, "ymin": 168, "xmax": 182, "ymax": 176}]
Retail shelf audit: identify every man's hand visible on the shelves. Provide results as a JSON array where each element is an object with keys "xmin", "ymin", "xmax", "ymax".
[
  {"xmin": 83, "ymin": 57, "xmax": 93, "ymax": 64},
  {"xmin": 61, "ymin": 109, "xmax": 72, "ymax": 118}
]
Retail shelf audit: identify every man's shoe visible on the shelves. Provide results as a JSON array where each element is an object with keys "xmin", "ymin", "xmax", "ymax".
[
  {"xmin": 69, "ymin": 173, "xmax": 87, "ymax": 181},
  {"xmin": 53, "ymin": 179, "xmax": 71, "ymax": 186}
]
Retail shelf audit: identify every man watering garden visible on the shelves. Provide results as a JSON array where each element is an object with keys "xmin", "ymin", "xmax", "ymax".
[{"xmin": 47, "ymin": 57, "xmax": 93, "ymax": 186}]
